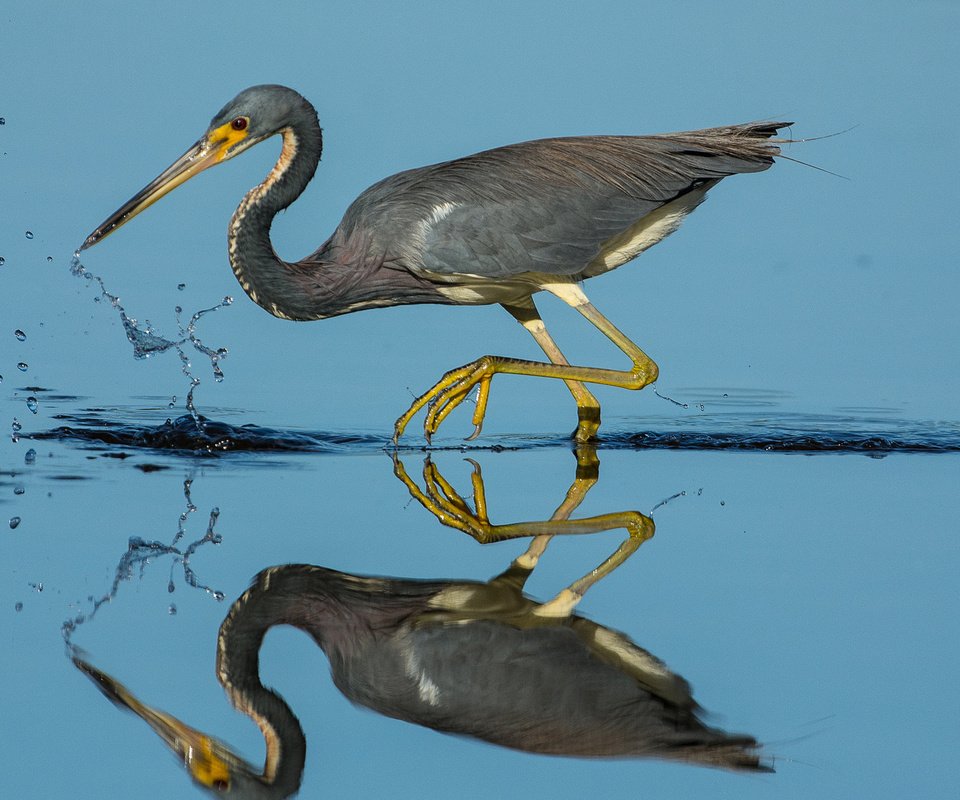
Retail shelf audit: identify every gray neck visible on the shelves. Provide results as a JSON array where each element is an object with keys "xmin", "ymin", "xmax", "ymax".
[
  {"xmin": 227, "ymin": 113, "xmax": 324, "ymax": 321},
  {"xmin": 217, "ymin": 579, "xmax": 309, "ymax": 797}
]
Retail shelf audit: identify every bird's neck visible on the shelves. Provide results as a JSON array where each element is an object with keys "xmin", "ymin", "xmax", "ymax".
[
  {"xmin": 227, "ymin": 117, "xmax": 325, "ymax": 321},
  {"xmin": 217, "ymin": 579, "xmax": 309, "ymax": 796}
]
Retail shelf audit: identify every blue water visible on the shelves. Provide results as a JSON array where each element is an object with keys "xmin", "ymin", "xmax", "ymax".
[{"xmin": 3, "ymin": 388, "xmax": 957, "ymax": 798}]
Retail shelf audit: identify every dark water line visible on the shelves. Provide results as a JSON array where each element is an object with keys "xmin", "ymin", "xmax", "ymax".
[{"xmin": 29, "ymin": 412, "xmax": 960, "ymax": 457}]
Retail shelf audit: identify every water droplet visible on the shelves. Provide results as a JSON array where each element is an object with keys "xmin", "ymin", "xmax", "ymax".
[
  {"xmin": 9, "ymin": 517, "xmax": 21, "ymax": 529},
  {"xmin": 14, "ymin": 329, "xmax": 25, "ymax": 341},
  {"xmin": 0, "ymin": 118, "xmax": 5, "ymax": 125},
  {"xmin": 14, "ymin": 486, "xmax": 24, "ymax": 495},
  {"xmin": 24, "ymin": 449, "xmax": 36, "ymax": 464},
  {"xmin": 168, "ymin": 604, "xmax": 178, "ymax": 615},
  {"xmin": 177, "ymin": 283, "xmax": 186, "ymax": 290},
  {"xmin": 0, "ymin": 257, "xmax": 5, "ymax": 266},
  {"xmin": 16, "ymin": 362, "xmax": 27, "ymax": 372},
  {"xmin": 720, "ymin": 500, "xmax": 726, "ymax": 506},
  {"xmin": 212, "ymin": 590, "xmax": 225, "ymax": 602},
  {"xmin": 46, "ymin": 256, "xmax": 53, "ymax": 263},
  {"xmin": 26, "ymin": 397, "xmax": 38, "ymax": 414},
  {"xmin": 223, "ymin": 296, "xmax": 233, "ymax": 305},
  {"xmin": 14, "ymin": 602, "xmax": 23, "ymax": 612},
  {"xmin": 24, "ymin": 231, "xmax": 33, "ymax": 240}
]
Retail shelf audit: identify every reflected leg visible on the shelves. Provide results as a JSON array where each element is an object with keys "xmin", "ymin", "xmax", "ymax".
[{"xmin": 393, "ymin": 449, "xmax": 655, "ymax": 616}]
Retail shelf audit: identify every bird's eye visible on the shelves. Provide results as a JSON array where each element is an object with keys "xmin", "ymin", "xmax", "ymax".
[{"xmin": 231, "ymin": 117, "xmax": 248, "ymax": 131}]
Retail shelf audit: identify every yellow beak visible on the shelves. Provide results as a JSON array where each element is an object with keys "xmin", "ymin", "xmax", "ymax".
[
  {"xmin": 81, "ymin": 120, "xmax": 251, "ymax": 251},
  {"xmin": 73, "ymin": 655, "xmax": 233, "ymax": 789}
]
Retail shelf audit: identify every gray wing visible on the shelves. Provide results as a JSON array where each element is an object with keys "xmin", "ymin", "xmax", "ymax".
[
  {"xmin": 333, "ymin": 122, "xmax": 788, "ymax": 281},
  {"xmin": 334, "ymin": 618, "xmax": 767, "ymax": 769}
]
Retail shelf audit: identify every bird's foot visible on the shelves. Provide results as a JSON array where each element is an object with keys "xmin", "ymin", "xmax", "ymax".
[
  {"xmin": 393, "ymin": 357, "xmax": 497, "ymax": 444},
  {"xmin": 571, "ymin": 406, "xmax": 602, "ymax": 443}
]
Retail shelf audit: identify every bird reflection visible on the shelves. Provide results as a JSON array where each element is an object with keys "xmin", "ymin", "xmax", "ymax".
[{"xmin": 76, "ymin": 539, "xmax": 771, "ymax": 797}]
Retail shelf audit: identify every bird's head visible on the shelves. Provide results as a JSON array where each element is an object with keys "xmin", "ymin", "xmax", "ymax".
[
  {"xmin": 73, "ymin": 655, "xmax": 287, "ymax": 798},
  {"xmin": 81, "ymin": 85, "xmax": 313, "ymax": 251}
]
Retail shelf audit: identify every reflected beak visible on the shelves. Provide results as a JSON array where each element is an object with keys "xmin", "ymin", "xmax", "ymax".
[
  {"xmin": 74, "ymin": 656, "xmax": 234, "ymax": 789},
  {"xmin": 81, "ymin": 137, "xmax": 223, "ymax": 251}
]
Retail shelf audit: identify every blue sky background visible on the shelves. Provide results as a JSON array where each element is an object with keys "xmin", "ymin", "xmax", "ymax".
[{"xmin": 2, "ymin": 2, "xmax": 958, "ymax": 799}]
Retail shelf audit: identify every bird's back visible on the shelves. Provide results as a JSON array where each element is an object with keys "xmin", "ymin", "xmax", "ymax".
[
  {"xmin": 331, "ymin": 615, "xmax": 769, "ymax": 770},
  {"xmin": 327, "ymin": 122, "xmax": 788, "ymax": 301}
]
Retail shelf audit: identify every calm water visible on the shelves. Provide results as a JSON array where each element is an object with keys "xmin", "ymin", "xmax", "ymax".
[{"xmin": 3, "ymin": 389, "xmax": 958, "ymax": 798}]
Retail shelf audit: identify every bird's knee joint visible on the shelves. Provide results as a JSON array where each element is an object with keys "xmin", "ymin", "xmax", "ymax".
[
  {"xmin": 630, "ymin": 359, "xmax": 658, "ymax": 389},
  {"xmin": 473, "ymin": 355, "xmax": 498, "ymax": 372}
]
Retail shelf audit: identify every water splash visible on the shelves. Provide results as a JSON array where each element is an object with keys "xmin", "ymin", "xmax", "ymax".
[
  {"xmin": 61, "ymin": 476, "xmax": 225, "ymax": 647},
  {"xmin": 25, "ymin": 397, "xmax": 38, "ymax": 414},
  {"xmin": 69, "ymin": 252, "xmax": 231, "ymax": 425}
]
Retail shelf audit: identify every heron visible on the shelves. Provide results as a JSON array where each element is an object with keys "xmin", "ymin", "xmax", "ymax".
[
  {"xmin": 81, "ymin": 84, "xmax": 789, "ymax": 442},
  {"xmin": 76, "ymin": 561, "xmax": 770, "ymax": 798}
]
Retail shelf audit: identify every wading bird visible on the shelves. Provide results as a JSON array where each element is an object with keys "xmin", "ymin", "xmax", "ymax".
[
  {"xmin": 76, "ymin": 560, "xmax": 770, "ymax": 797},
  {"xmin": 82, "ymin": 85, "xmax": 789, "ymax": 442}
]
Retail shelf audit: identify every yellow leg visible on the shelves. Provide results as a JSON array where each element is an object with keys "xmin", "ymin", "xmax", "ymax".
[
  {"xmin": 392, "ymin": 450, "xmax": 651, "ymax": 546},
  {"xmin": 393, "ymin": 448, "xmax": 655, "ymax": 618},
  {"xmin": 503, "ymin": 301, "xmax": 601, "ymax": 443},
  {"xmin": 392, "ymin": 282, "xmax": 658, "ymax": 443}
]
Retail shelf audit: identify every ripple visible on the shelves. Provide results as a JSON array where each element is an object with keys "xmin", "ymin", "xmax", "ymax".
[
  {"xmin": 31, "ymin": 413, "xmax": 387, "ymax": 455},
  {"xmin": 599, "ymin": 412, "xmax": 960, "ymax": 454},
  {"xmin": 27, "ymin": 410, "xmax": 960, "ymax": 456}
]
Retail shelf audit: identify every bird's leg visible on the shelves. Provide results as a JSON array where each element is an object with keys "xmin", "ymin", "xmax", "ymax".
[
  {"xmin": 394, "ymin": 448, "xmax": 654, "ymax": 618},
  {"xmin": 509, "ymin": 446, "xmax": 600, "ymax": 571},
  {"xmin": 533, "ymin": 533, "xmax": 648, "ymax": 617},
  {"xmin": 503, "ymin": 301, "xmax": 601, "ymax": 443},
  {"xmin": 392, "ymin": 283, "xmax": 658, "ymax": 443},
  {"xmin": 392, "ymin": 449, "xmax": 651, "ymax": 547}
]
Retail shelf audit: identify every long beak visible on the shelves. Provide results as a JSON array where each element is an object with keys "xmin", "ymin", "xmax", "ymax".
[
  {"xmin": 81, "ymin": 137, "xmax": 222, "ymax": 251},
  {"xmin": 73, "ymin": 655, "xmax": 235, "ymax": 788}
]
